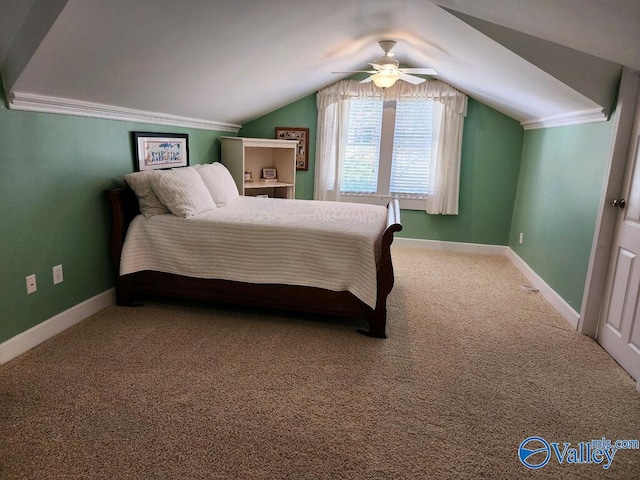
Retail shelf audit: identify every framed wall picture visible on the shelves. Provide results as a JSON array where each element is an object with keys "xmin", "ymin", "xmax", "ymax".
[
  {"xmin": 133, "ymin": 132, "xmax": 189, "ymax": 171},
  {"xmin": 275, "ymin": 127, "xmax": 309, "ymax": 171}
]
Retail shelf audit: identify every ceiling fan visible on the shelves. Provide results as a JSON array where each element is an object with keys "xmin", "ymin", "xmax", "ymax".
[{"xmin": 333, "ymin": 40, "xmax": 438, "ymax": 88}]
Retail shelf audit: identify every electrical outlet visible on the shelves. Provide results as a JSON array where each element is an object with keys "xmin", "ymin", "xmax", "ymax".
[
  {"xmin": 26, "ymin": 274, "xmax": 37, "ymax": 294},
  {"xmin": 519, "ymin": 232, "xmax": 524, "ymax": 244},
  {"xmin": 53, "ymin": 264, "xmax": 63, "ymax": 285}
]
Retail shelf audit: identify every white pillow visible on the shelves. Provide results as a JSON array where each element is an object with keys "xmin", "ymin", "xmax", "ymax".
[
  {"xmin": 122, "ymin": 171, "xmax": 170, "ymax": 218},
  {"xmin": 151, "ymin": 167, "xmax": 217, "ymax": 217},
  {"xmin": 197, "ymin": 162, "xmax": 239, "ymax": 206}
]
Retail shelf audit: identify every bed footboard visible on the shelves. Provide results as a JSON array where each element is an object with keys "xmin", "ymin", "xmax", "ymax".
[{"xmin": 360, "ymin": 198, "xmax": 402, "ymax": 338}]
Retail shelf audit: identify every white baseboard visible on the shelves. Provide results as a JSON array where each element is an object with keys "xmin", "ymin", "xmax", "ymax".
[
  {"xmin": 394, "ymin": 237, "xmax": 508, "ymax": 256},
  {"xmin": 0, "ymin": 288, "xmax": 115, "ymax": 365},
  {"xmin": 0, "ymin": 245, "xmax": 579, "ymax": 361},
  {"xmin": 506, "ymin": 249, "xmax": 580, "ymax": 329},
  {"xmin": 393, "ymin": 237, "xmax": 579, "ymax": 329}
]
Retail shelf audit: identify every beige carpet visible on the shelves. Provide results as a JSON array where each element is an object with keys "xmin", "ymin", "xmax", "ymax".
[{"xmin": 1, "ymin": 247, "xmax": 639, "ymax": 479}]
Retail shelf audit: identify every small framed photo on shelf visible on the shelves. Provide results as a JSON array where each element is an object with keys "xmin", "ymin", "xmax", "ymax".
[
  {"xmin": 244, "ymin": 171, "xmax": 253, "ymax": 182},
  {"xmin": 262, "ymin": 167, "xmax": 277, "ymax": 180},
  {"xmin": 275, "ymin": 127, "xmax": 309, "ymax": 171},
  {"xmin": 133, "ymin": 132, "xmax": 189, "ymax": 171}
]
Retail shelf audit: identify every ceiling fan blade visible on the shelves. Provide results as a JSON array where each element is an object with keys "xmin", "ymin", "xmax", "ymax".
[
  {"xmin": 332, "ymin": 70, "xmax": 377, "ymax": 74},
  {"xmin": 360, "ymin": 77, "xmax": 374, "ymax": 83},
  {"xmin": 399, "ymin": 73, "xmax": 426, "ymax": 85},
  {"xmin": 400, "ymin": 67, "xmax": 438, "ymax": 75}
]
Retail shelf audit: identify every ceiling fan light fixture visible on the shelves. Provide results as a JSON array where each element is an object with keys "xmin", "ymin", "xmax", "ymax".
[
  {"xmin": 332, "ymin": 40, "xmax": 437, "ymax": 86},
  {"xmin": 371, "ymin": 71, "xmax": 400, "ymax": 89}
]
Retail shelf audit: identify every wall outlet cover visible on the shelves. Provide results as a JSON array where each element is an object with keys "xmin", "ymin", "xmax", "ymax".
[{"xmin": 53, "ymin": 265, "xmax": 63, "ymax": 285}]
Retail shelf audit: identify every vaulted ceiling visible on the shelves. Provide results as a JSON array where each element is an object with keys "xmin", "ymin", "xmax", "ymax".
[{"xmin": 1, "ymin": 0, "xmax": 638, "ymax": 130}]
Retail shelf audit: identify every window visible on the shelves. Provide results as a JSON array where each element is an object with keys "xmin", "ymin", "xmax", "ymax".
[
  {"xmin": 340, "ymin": 98, "xmax": 441, "ymax": 207},
  {"xmin": 315, "ymin": 80, "xmax": 467, "ymax": 214}
]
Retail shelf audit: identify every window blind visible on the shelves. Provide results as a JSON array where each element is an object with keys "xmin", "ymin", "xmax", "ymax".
[
  {"xmin": 341, "ymin": 100, "xmax": 383, "ymax": 194},
  {"xmin": 390, "ymin": 101, "xmax": 434, "ymax": 198}
]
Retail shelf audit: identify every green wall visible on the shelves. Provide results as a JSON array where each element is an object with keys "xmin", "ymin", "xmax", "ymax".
[
  {"xmin": 242, "ymin": 94, "xmax": 524, "ymax": 245},
  {"xmin": 401, "ymin": 99, "xmax": 523, "ymax": 243},
  {"xmin": 0, "ymin": 80, "xmax": 232, "ymax": 344},
  {"xmin": 509, "ymin": 120, "xmax": 615, "ymax": 311}
]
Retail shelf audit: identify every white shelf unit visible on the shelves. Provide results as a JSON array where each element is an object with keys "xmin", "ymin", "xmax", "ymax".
[{"xmin": 221, "ymin": 137, "xmax": 297, "ymax": 199}]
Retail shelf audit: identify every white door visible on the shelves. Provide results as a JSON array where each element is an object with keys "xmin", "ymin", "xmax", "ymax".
[{"xmin": 598, "ymin": 95, "xmax": 640, "ymax": 383}]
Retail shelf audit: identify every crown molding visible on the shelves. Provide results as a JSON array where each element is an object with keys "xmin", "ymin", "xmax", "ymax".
[
  {"xmin": 8, "ymin": 92, "xmax": 241, "ymax": 133},
  {"xmin": 521, "ymin": 108, "xmax": 608, "ymax": 130}
]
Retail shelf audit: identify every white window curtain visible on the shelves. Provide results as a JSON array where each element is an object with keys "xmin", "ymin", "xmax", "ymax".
[{"xmin": 314, "ymin": 79, "xmax": 467, "ymax": 214}]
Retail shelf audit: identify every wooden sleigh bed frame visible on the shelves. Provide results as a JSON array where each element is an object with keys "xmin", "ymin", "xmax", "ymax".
[{"xmin": 104, "ymin": 187, "xmax": 402, "ymax": 338}]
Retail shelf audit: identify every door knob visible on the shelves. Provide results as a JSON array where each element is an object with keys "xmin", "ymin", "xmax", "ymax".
[{"xmin": 611, "ymin": 198, "xmax": 626, "ymax": 209}]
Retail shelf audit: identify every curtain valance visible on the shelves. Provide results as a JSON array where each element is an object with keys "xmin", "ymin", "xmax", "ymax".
[{"xmin": 317, "ymin": 79, "xmax": 467, "ymax": 116}]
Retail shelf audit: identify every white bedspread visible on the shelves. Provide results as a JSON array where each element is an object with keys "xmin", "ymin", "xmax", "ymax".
[{"xmin": 120, "ymin": 196, "xmax": 388, "ymax": 308}]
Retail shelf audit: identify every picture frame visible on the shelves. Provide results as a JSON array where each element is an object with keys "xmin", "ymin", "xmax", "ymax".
[
  {"xmin": 244, "ymin": 171, "xmax": 253, "ymax": 182},
  {"xmin": 262, "ymin": 167, "xmax": 277, "ymax": 180},
  {"xmin": 275, "ymin": 127, "xmax": 309, "ymax": 171},
  {"xmin": 133, "ymin": 132, "xmax": 189, "ymax": 171}
]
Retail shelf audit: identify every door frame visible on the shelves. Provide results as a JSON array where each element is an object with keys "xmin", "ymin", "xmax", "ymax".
[{"xmin": 580, "ymin": 68, "xmax": 640, "ymax": 337}]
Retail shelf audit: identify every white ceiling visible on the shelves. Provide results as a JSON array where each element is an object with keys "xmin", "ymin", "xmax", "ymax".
[{"xmin": 1, "ymin": 0, "xmax": 637, "ymax": 128}]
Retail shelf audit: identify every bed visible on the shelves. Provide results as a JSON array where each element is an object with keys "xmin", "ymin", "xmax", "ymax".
[{"xmin": 104, "ymin": 165, "xmax": 402, "ymax": 338}]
